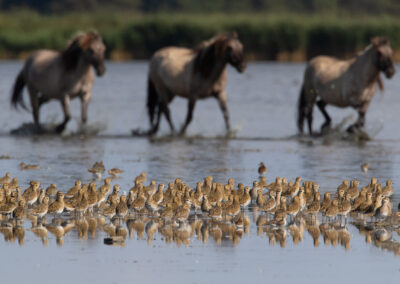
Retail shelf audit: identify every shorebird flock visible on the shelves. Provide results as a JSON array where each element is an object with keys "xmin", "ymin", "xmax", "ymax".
[{"xmin": 0, "ymin": 163, "xmax": 399, "ymax": 253}]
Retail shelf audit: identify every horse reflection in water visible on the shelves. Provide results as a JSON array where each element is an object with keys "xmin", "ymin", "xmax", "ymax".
[
  {"xmin": 147, "ymin": 32, "xmax": 246, "ymax": 136},
  {"xmin": 11, "ymin": 31, "xmax": 106, "ymax": 133},
  {"xmin": 298, "ymin": 37, "xmax": 395, "ymax": 136}
]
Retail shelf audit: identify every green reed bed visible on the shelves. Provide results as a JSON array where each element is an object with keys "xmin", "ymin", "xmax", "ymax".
[{"xmin": 1, "ymin": 12, "xmax": 400, "ymax": 60}]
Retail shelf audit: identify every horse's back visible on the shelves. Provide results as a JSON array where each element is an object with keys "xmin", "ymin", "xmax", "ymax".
[
  {"xmin": 24, "ymin": 50, "xmax": 60, "ymax": 80},
  {"xmin": 23, "ymin": 49, "xmax": 93, "ymax": 98},
  {"xmin": 151, "ymin": 47, "xmax": 193, "ymax": 75},
  {"xmin": 149, "ymin": 47, "xmax": 194, "ymax": 97},
  {"xmin": 303, "ymin": 55, "xmax": 356, "ymax": 106},
  {"xmin": 307, "ymin": 55, "xmax": 352, "ymax": 83},
  {"xmin": 26, "ymin": 50, "xmax": 59, "ymax": 70}
]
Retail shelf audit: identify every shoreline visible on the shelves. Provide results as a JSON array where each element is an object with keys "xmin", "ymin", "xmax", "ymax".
[{"xmin": 5, "ymin": 49, "xmax": 400, "ymax": 62}]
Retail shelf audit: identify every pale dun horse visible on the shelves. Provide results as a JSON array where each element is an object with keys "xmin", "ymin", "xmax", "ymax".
[
  {"xmin": 298, "ymin": 37, "xmax": 395, "ymax": 135},
  {"xmin": 147, "ymin": 32, "xmax": 246, "ymax": 135},
  {"xmin": 11, "ymin": 31, "xmax": 106, "ymax": 133}
]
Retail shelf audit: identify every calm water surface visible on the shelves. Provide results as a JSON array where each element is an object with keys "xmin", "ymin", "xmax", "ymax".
[{"xmin": 0, "ymin": 61, "xmax": 400, "ymax": 283}]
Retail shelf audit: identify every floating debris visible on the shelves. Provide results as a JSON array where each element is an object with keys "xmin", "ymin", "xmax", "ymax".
[{"xmin": 104, "ymin": 236, "xmax": 125, "ymax": 245}]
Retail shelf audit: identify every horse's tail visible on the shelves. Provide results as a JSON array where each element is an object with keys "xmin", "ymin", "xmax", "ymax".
[
  {"xmin": 147, "ymin": 77, "xmax": 158, "ymax": 129},
  {"xmin": 297, "ymin": 84, "xmax": 307, "ymax": 134},
  {"xmin": 11, "ymin": 70, "xmax": 27, "ymax": 110}
]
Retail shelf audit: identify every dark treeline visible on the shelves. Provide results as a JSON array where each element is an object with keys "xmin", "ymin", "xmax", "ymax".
[{"xmin": 3, "ymin": 0, "xmax": 400, "ymax": 15}]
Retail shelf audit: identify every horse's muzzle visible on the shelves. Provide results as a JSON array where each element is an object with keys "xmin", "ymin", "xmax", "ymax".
[
  {"xmin": 385, "ymin": 67, "xmax": 395, "ymax": 79},
  {"xmin": 237, "ymin": 62, "xmax": 247, "ymax": 73},
  {"xmin": 95, "ymin": 63, "xmax": 106, "ymax": 77}
]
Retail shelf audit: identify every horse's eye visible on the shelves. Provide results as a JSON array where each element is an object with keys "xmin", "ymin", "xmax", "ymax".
[{"xmin": 88, "ymin": 48, "xmax": 94, "ymax": 54}]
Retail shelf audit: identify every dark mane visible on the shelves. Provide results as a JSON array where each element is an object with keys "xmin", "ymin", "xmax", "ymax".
[
  {"xmin": 61, "ymin": 36, "xmax": 83, "ymax": 71},
  {"xmin": 193, "ymin": 35, "xmax": 229, "ymax": 77},
  {"xmin": 371, "ymin": 36, "xmax": 389, "ymax": 47}
]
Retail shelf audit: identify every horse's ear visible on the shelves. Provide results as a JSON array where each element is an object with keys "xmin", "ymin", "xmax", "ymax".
[{"xmin": 231, "ymin": 31, "xmax": 238, "ymax": 39}]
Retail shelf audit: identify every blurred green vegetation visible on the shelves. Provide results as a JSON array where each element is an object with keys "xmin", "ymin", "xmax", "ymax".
[
  {"xmin": 4, "ymin": 0, "xmax": 400, "ymax": 15},
  {"xmin": 1, "ymin": 11, "xmax": 400, "ymax": 60}
]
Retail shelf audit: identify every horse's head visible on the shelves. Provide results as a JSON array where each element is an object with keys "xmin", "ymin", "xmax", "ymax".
[
  {"xmin": 63, "ymin": 31, "xmax": 106, "ymax": 76},
  {"xmin": 79, "ymin": 31, "xmax": 106, "ymax": 76},
  {"xmin": 193, "ymin": 33, "xmax": 246, "ymax": 78},
  {"xmin": 372, "ymin": 37, "xmax": 395, "ymax": 79},
  {"xmin": 217, "ymin": 32, "xmax": 246, "ymax": 73}
]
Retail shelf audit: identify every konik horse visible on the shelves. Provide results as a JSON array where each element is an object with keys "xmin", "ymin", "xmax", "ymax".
[
  {"xmin": 298, "ymin": 37, "xmax": 395, "ymax": 135},
  {"xmin": 147, "ymin": 32, "xmax": 246, "ymax": 135},
  {"xmin": 11, "ymin": 31, "xmax": 106, "ymax": 133}
]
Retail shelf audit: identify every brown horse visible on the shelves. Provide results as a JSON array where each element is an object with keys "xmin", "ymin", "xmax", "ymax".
[
  {"xmin": 147, "ymin": 32, "xmax": 246, "ymax": 135},
  {"xmin": 11, "ymin": 31, "xmax": 106, "ymax": 133},
  {"xmin": 298, "ymin": 37, "xmax": 395, "ymax": 135}
]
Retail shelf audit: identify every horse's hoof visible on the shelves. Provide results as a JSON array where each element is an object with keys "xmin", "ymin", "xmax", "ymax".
[
  {"xmin": 146, "ymin": 129, "xmax": 155, "ymax": 137},
  {"xmin": 320, "ymin": 123, "xmax": 331, "ymax": 135},
  {"xmin": 346, "ymin": 125, "xmax": 357, "ymax": 134},
  {"xmin": 225, "ymin": 131, "xmax": 235, "ymax": 138},
  {"xmin": 55, "ymin": 125, "xmax": 65, "ymax": 134},
  {"xmin": 168, "ymin": 129, "xmax": 177, "ymax": 137},
  {"xmin": 178, "ymin": 128, "xmax": 186, "ymax": 137},
  {"xmin": 132, "ymin": 128, "xmax": 156, "ymax": 137},
  {"xmin": 35, "ymin": 125, "xmax": 45, "ymax": 135}
]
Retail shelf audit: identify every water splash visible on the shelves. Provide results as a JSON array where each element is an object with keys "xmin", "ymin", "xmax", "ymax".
[
  {"xmin": 68, "ymin": 120, "xmax": 107, "ymax": 136},
  {"xmin": 10, "ymin": 119, "xmax": 107, "ymax": 137},
  {"xmin": 10, "ymin": 122, "xmax": 58, "ymax": 135},
  {"xmin": 321, "ymin": 115, "xmax": 384, "ymax": 143}
]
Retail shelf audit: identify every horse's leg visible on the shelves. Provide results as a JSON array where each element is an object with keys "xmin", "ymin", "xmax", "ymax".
[
  {"xmin": 161, "ymin": 102, "xmax": 175, "ymax": 134},
  {"xmin": 56, "ymin": 95, "xmax": 71, "ymax": 133},
  {"xmin": 217, "ymin": 91, "xmax": 230, "ymax": 132},
  {"xmin": 38, "ymin": 96, "xmax": 50, "ymax": 107},
  {"xmin": 357, "ymin": 101, "xmax": 370, "ymax": 128},
  {"xmin": 298, "ymin": 84, "xmax": 315, "ymax": 135},
  {"xmin": 28, "ymin": 86, "xmax": 40, "ymax": 129},
  {"xmin": 357, "ymin": 111, "xmax": 366, "ymax": 128},
  {"xmin": 348, "ymin": 111, "xmax": 366, "ymax": 133},
  {"xmin": 150, "ymin": 108, "xmax": 162, "ymax": 135},
  {"xmin": 316, "ymin": 100, "xmax": 331, "ymax": 132},
  {"xmin": 80, "ymin": 91, "xmax": 92, "ymax": 124},
  {"xmin": 347, "ymin": 102, "xmax": 369, "ymax": 132},
  {"xmin": 180, "ymin": 99, "xmax": 196, "ymax": 135},
  {"xmin": 307, "ymin": 103, "xmax": 314, "ymax": 136}
]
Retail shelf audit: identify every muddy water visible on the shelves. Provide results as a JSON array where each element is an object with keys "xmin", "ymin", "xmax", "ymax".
[{"xmin": 0, "ymin": 61, "xmax": 400, "ymax": 283}]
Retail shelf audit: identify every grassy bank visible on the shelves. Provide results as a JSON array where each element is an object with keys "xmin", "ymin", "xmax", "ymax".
[{"xmin": 2, "ymin": 11, "xmax": 400, "ymax": 61}]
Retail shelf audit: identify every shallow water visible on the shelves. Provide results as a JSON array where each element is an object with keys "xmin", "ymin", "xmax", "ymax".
[{"xmin": 0, "ymin": 61, "xmax": 400, "ymax": 283}]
